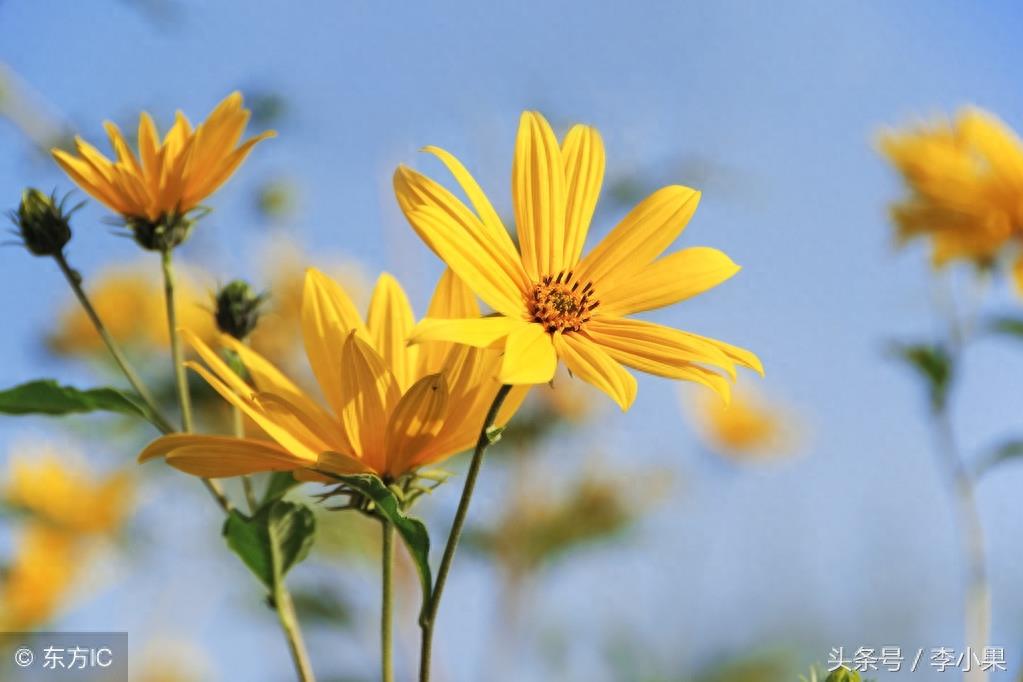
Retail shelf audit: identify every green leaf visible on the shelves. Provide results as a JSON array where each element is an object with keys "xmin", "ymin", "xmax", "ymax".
[
  {"xmin": 223, "ymin": 500, "xmax": 316, "ymax": 591},
  {"xmin": 262, "ymin": 471, "xmax": 300, "ymax": 505},
  {"xmin": 335, "ymin": 474, "xmax": 432, "ymax": 616},
  {"xmin": 890, "ymin": 343, "xmax": 953, "ymax": 411},
  {"xmin": 988, "ymin": 315, "xmax": 1023, "ymax": 339},
  {"xmin": 976, "ymin": 438, "xmax": 1023, "ymax": 477},
  {"xmin": 0, "ymin": 379, "xmax": 152, "ymax": 421}
]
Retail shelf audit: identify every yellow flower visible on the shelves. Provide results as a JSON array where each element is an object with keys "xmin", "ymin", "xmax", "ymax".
[
  {"xmin": 0, "ymin": 524, "xmax": 78, "ymax": 630},
  {"xmin": 689, "ymin": 387, "xmax": 791, "ymax": 458},
  {"xmin": 47, "ymin": 263, "xmax": 217, "ymax": 356},
  {"xmin": 52, "ymin": 92, "xmax": 273, "ymax": 228},
  {"xmin": 139, "ymin": 269, "xmax": 526, "ymax": 480},
  {"xmin": 4, "ymin": 448, "xmax": 133, "ymax": 535},
  {"xmin": 880, "ymin": 108, "xmax": 1023, "ymax": 284},
  {"xmin": 394, "ymin": 111, "xmax": 761, "ymax": 410}
]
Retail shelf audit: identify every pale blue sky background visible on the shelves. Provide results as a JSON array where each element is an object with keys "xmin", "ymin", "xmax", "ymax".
[{"xmin": 3, "ymin": 1, "xmax": 1023, "ymax": 680}]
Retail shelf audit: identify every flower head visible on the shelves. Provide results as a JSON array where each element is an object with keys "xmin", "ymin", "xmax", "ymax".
[
  {"xmin": 52, "ymin": 92, "xmax": 274, "ymax": 249},
  {"xmin": 880, "ymin": 108, "xmax": 1023, "ymax": 285},
  {"xmin": 394, "ymin": 111, "xmax": 761, "ymax": 410},
  {"xmin": 139, "ymin": 269, "xmax": 526, "ymax": 481},
  {"xmin": 689, "ymin": 386, "xmax": 793, "ymax": 459}
]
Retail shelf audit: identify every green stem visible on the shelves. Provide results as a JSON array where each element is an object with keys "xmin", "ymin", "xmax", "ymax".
[
  {"xmin": 382, "ymin": 519, "xmax": 395, "ymax": 682},
  {"xmin": 934, "ymin": 404, "xmax": 990, "ymax": 682},
  {"xmin": 232, "ymin": 403, "xmax": 258, "ymax": 513},
  {"xmin": 273, "ymin": 582, "xmax": 317, "ymax": 682},
  {"xmin": 52, "ymin": 252, "xmax": 174, "ymax": 434},
  {"xmin": 158, "ymin": 246, "xmax": 232, "ymax": 513},
  {"xmin": 419, "ymin": 384, "xmax": 513, "ymax": 682}
]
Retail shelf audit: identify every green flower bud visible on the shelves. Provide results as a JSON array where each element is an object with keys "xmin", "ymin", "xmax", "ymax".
[
  {"xmin": 128, "ymin": 213, "xmax": 193, "ymax": 252},
  {"xmin": 10, "ymin": 188, "xmax": 75, "ymax": 256},
  {"xmin": 826, "ymin": 670, "xmax": 862, "ymax": 682},
  {"xmin": 214, "ymin": 280, "xmax": 267, "ymax": 340}
]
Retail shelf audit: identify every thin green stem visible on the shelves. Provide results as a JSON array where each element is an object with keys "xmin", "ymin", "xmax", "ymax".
[
  {"xmin": 52, "ymin": 252, "xmax": 174, "ymax": 434},
  {"xmin": 381, "ymin": 519, "xmax": 395, "ymax": 682},
  {"xmin": 159, "ymin": 246, "xmax": 232, "ymax": 513},
  {"xmin": 934, "ymin": 407, "xmax": 989, "ymax": 682},
  {"xmin": 933, "ymin": 284, "xmax": 989, "ymax": 682},
  {"xmin": 273, "ymin": 582, "xmax": 317, "ymax": 682},
  {"xmin": 232, "ymin": 403, "xmax": 259, "ymax": 513},
  {"xmin": 419, "ymin": 384, "xmax": 513, "ymax": 682}
]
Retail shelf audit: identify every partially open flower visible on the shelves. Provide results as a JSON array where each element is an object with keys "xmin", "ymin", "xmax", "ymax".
[
  {"xmin": 52, "ymin": 92, "xmax": 274, "ymax": 250},
  {"xmin": 139, "ymin": 269, "xmax": 527, "ymax": 482}
]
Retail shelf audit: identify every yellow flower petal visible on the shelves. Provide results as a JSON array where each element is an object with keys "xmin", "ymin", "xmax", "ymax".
[
  {"xmin": 553, "ymin": 333, "xmax": 636, "ymax": 411},
  {"xmin": 513, "ymin": 111, "xmax": 567, "ymax": 278},
  {"xmin": 186, "ymin": 361, "xmax": 320, "ymax": 462},
  {"xmin": 500, "ymin": 322, "xmax": 558, "ymax": 384},
  {"xmin": 339, "ymin": 332, "xmax": 401, "ymax": 472},
  {"xmin": 385, "ymin": 373, "xmax": 449, "ymax": 476},
  {"xmin": 218, "ymin": 333, "xmax": 334, "ymax": 426},
  {"xmin": 599, "ymin": 247, "xmax": 741, "ymax": 316},
  {"xmin": 411, "ymin": 316, "xmax": 526, "ymax": 348},
  {"xmin": 422, "ymin": 146, "xmax": 530, "ymax": 292},
  {"xmin": 394, "ymin": 166, "xmax": 526, "ymax": 316},
  {"xmin": 562, "ymin": 124, "xmax": 605, "ymax": 266},
  {"xmin": 426, "ymin": 268, "xmax": 481, "ymax": 320},
  {"xmin": 301, "ymin": 268, "xmax": 367, "ymax": 416},
  {"xmin": 577, "ymin": 185, "xmax": 700, "ymax": 288},
  {"xmin": 585, "ymin": 317, "xmax": 738, "ymax": 378},
  {"xmin": 419, "ymin": 269, "xmax": 481, "ymax": 375},
  {"xmin": 139, "ymin": 434, "xmax": 304, "ymax": 477},
  {"xmin": 367, "ymin": 273, "xmax": 418, "ymax": 391}
]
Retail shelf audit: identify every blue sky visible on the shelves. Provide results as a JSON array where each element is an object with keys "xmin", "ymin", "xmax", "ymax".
[{"xmin": 3, "ymin": 1, "xmax": 1023, "ymax": 679}]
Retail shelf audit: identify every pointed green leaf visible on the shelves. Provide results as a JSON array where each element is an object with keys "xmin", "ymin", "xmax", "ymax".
[
  {"xmin": 0, "ymin": 379, "xmax": 152, "ymax": 421},
  {"xmin": 335, "ymin": 474, "xmax": 432, "ymax": 615},
  {"xmin": 976, "ymin": 438, "xmax": 1023, "ymax": 477},
  {"xmin": 223, "ymin": 500, "xmax": 316, "ymax": 591},
  {"xmin": 988, "ymin": 315, "xmax": 1023, "ymax": 339},
  {"xmin": 262, "ymin": 471, "xmax": 300, "ymax": 505},
  {"xmin": 890, "ymin": 343, "xmax": 953, "ymax": 411}
]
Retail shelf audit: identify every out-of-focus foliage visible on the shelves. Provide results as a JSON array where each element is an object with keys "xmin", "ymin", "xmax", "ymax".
[
  {"xmin": 466, "ymin": 472, "xmax": 643, "ymax": 578},
  {"xmin": 890, "ymin": 342, "xmax": 953, "ymax": 412}
]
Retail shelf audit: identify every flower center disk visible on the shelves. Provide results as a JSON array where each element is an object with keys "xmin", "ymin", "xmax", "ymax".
[{"xmin": 529, "ymin": 271, "xmax": 599, "ymax": 333}]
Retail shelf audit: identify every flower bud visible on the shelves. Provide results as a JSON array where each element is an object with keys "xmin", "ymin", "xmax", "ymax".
[
  {"xmin": 11, "ymin": 189, "xmax": 74, "ymax": 256},
  {"xmin": 129, "ymin": 213, "xmax": 193, "ymax": 252},
  {"xmin": 214, "ymin": 280, "xmax": 267, "ymax": 340}
]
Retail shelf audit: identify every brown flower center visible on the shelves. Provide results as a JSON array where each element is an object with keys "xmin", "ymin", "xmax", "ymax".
[{"xmin": 528, "ymin": 271, "xmax": 600, "ymax": 334}]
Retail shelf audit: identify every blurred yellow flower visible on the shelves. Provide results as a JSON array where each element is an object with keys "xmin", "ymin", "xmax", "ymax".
[
  {"xmin": 881, "ymin": 107, "xmax": 1023, "ymax": 288},
  {"xmin": 4, "ymin": 448, "xmax": 133, "ymax": 534},
  {"xmin": 395, "ymin": 111, "xmax": 760, "ymax": 410},
  {"xmin": 48, "ymin": 263, "xmax": 217, "ymax": 357},
  {"xmin": 140, "ymin": 269, "xmax": 527, "ymax": 480},
  {"xmin": 52, "ymin": 92, "xmax": 274, "ymax": 225},
  {"xmin": 0, "ymin": 525, "xmax": 78, "ymax": 630},
  {"xmin": 689, "ymin": 387, "xmax": 792, "ymax": 459}
]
